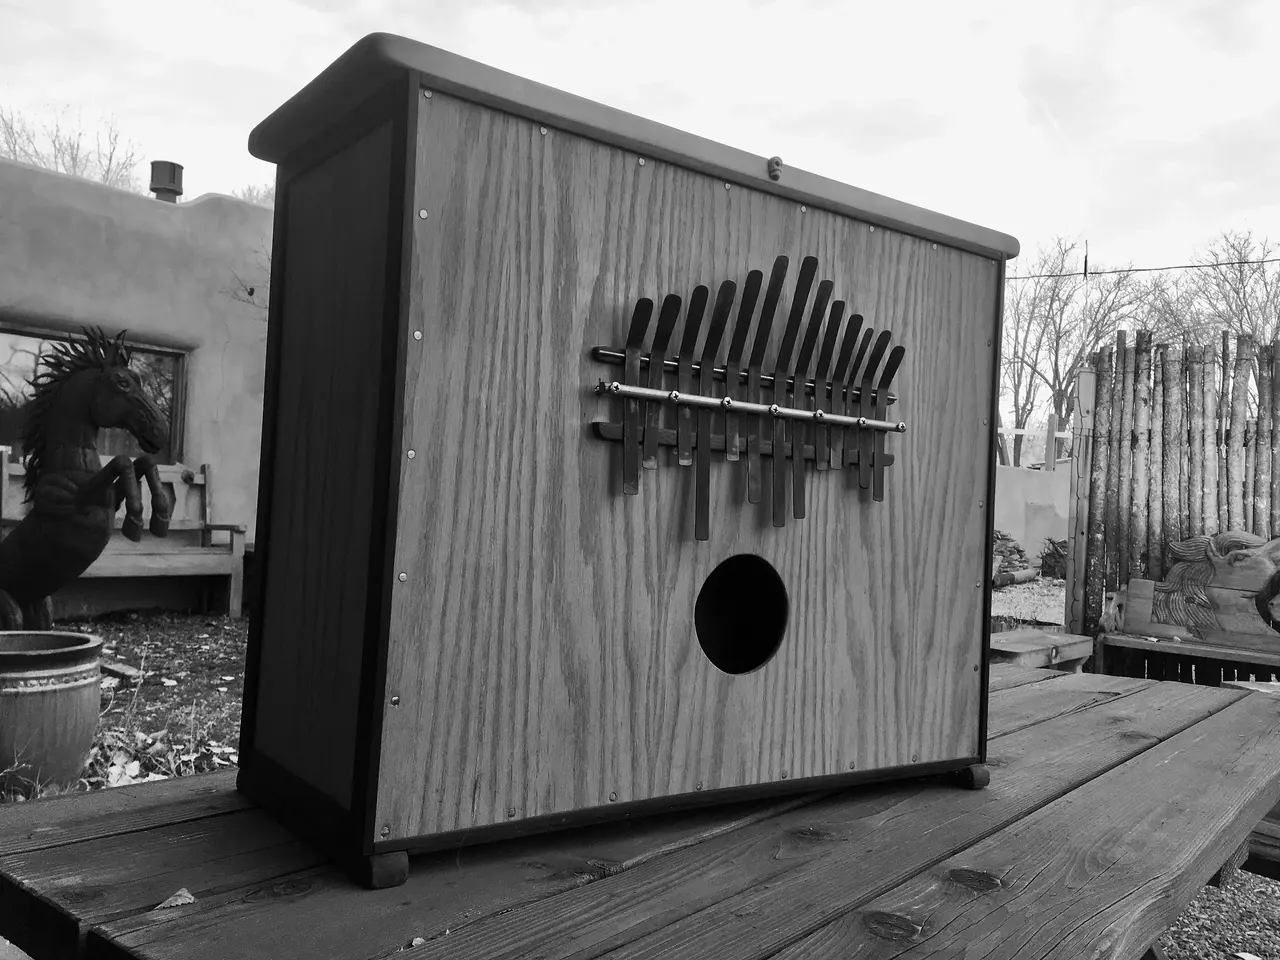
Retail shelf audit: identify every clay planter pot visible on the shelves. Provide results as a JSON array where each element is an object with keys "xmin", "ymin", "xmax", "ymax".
[{"xmin": 0, "ymin": 631, "xmax": 103, "ymax": 796}]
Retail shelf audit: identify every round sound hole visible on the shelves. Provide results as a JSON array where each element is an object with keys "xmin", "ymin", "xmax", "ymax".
[{"xmin": 695, "ymin": 554, "xmax": 789, "ymax": 675}]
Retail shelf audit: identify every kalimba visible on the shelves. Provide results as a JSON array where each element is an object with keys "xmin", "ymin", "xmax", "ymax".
[{"xmin": 238, "ymin": 32, "xmax": 1019, "ymax": 888}]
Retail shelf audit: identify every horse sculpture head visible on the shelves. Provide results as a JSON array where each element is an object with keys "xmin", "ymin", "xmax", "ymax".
[{"xmin": 19, "ymin": 328, "xmax": 169, "ymax": 500}]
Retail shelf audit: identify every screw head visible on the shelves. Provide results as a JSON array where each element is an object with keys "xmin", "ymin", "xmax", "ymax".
[
  {"xmin": 724, "ymin": 182, "xmax": 731, "ymax": 190},
  {"xmin": 721, "ymin": 396, "xmax": 733, "ymax": 408},
  {"xmin": 391, "ymin": 696, "xmax": 400, "ymax": 706},
  {"xmin": 695, "ymin": 781, "xmax": 703, "ymax": 790},
  {"xmin": 912, "ymin": 755, "xmax": 919, "ymax": 763},
  {"xmin": 897, "ymin": 422, "xmax": 907, "ymax": 433},
  {"xmin": 610, "ymin": 381, "xmax": 622, "ymax": 394},
  {"xmin": 869, "ymin": 225, "xmax": 876, "ymax": 232},
  {"xmin": 977, "ymin": 500, "xmax": 984, "ymax": 508},
  {"xmin": 540, "ymin": 126, "xmax": 547, "ymax": 135},
  {"xmin": 407, "ymin": 450, "xmax": 416, "ymax": 459},
  {"xmin": 932, "ymin": 243, "xmax": 937, "ymax": 250},
  {"xmin": 423, "ymin": 90, "xmax": 432, "ymax": 99},
  {"xmin": 638, "ymin": 158, "xmax": 646, "ymax": 166},
  {"xmin": 670, "ymin": 390, "xmax": 681, "ymax": 401},
  {"xmin": 380, "ymin": 825, "xmax": 391, "ymax": 837},
  {"xmin": 983, "ymin": 418, "xmax": 989, "ymax": 425},
  {"xmin": 398, "ymin": 573, "xmax": 408, "ymax": 582},
  {"xmin": 976, "ymin": 581, "xmax": 982, "ymax": 588},
  {"xmin": 814, "ymin": 409, "xmax": 825, "ymax": 420},
  {"xmin": 800, "ymin": 205, "xmax": 807, "ymax": 213},
  {"xmin": 974, "ymin": 665, "xmax": 980, "ymax": 672},
  {"xmin": 609, "ymin": 791, "xmax": 618, "ymax": 802},
  {"xmin": 858, "ymin": 417, "xmax": 868, "ymax": 427},
  {"xmin": 418, "ymin": 209, "xmax": 428, "ymax": 220},
  {"xmin": 770, "ymin": 403, "xmax": 781, "ymax": 416},
  {"xmin": 413, "ymin": 330, "xmax": 423, "ymax": 341},
  {"xmin": 781, "ymin": 770, "xmax": 788, "ymax": 779},
  {"xmin": 507, "ymin": 807, "xmax": 516, "ymax": 818},
  {"xmin": 848, "ymin": 762, "xmax": 856, "ymax": 770}
]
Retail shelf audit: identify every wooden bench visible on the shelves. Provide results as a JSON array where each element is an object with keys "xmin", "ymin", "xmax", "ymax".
[
  {"xmin": 2, "ymin": 666, "xmax": 1278, "ymax": 960},
  {"xmin": 989, "ymin": 628, "xmax": 1093, "ymax": 672},
  {"xmin": 0, "ymin": 450, "xmax": 245, "ymax": 617}
]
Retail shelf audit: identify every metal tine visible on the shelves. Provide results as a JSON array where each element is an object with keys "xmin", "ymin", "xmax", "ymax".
[
  {"xmin": 827, "ymin": 313, "xmax": 863, "ymax": 469},
  {"xmin": 812, "ymin": 301, "xmax": 845, "ymax": 473},
  {"xmin": 841, "ymin": 327, "xmax": 875, "ymax": 469},
  {"xmin": 695, "ymin": 280, "xmax": 736, "ymax": 541},
  {"xmin": 790, "ymin": 279, "xmax": 833, "ymax": 520},
  {"xmin": 856, "ymin": 330, "xmax": 892, "ymax": 487},
  {"xmin": 622, "ymin": 298, "xmax": 654, "ymax": 495},
  {"xmin": 722, "ymin": 270, "xmax": 763, "ymax": 462},
  {"xmin": 770, "ymin": 256, "xmax": 819, "ymax": 527},
  {"xmin": 747, "ymin": 256, "xmax": 789, "ymax": 503},
  {"xmin": 642, "ymin": 294, "xmax": 682, "ymax": 470},
  {"xmin": 675, "ymin": 285, "xmax": 709, "ymax": 466},
  {"xmin": 872, "ymin": 344, "xmax": 906, "ymax": 502}
]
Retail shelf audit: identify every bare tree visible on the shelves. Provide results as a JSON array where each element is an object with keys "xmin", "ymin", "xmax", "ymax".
[
  {"xmin": 1147, "ymin": 230, "xmax": 1280, "ymax": 344},
  {"xmin": 234, "ymin": 182, "xmax": 275, "ymax": 208},
  {"xmin": 1001, "ymin": 239, "xmax": 1145, "ymax": 464},
  {"xmin": 0, "ymin": 106, "xmax": 143, "ymax": 192}
]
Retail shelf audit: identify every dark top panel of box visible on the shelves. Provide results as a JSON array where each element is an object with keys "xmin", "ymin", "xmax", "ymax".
[{"xmin": 249, "ymin": 32, "xmax": 1019, "ymax": 261}]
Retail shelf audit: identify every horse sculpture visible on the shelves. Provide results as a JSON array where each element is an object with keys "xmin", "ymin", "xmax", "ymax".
[{"xmin": 0, "ymin": 328, "xmax": 172, "ymax": 630}]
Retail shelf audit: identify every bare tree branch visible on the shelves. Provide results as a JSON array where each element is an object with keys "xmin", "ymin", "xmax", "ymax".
[{"xmin": 0, "ymin": 105, "xmax": 144, "ymax": 192}]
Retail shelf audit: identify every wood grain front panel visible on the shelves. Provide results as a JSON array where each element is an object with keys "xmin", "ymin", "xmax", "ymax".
[
  {"xmin": 376, "ymin": 92, "xmax": 997, "ymax": 840},
  {"xmin": 252, "ymin": 123, "xmax": 394, "ymax": 810}
]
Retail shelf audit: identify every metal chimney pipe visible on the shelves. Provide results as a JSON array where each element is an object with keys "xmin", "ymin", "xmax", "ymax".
[{"xmin": 149, "ymin": 161, "xmax": 184, "ymax": 202}]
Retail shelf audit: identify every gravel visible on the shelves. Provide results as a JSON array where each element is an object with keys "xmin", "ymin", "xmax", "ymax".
[{"xmin": 1161, "ymin": 870, "xmax": 1280, "ymax": 959}]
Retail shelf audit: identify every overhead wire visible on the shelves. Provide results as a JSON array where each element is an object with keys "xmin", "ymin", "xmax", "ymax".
[{"xmin": 1007, "ymin": 256, "xmax": 1280, "ymax": 281}]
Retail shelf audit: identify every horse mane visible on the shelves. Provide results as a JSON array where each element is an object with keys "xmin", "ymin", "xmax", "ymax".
[
  {"xmin": 1152, "ymin": 530, "xmax": 1267, "ymax": 636},
  {"xmin": 19, "ymin": 327, "xmax": 133, "ymax": 501}
]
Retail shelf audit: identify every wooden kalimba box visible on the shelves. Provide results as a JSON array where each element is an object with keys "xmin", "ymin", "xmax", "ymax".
[{"xmin": 238, "ymin": 33, "xmax": 1019, "ymax": 888}]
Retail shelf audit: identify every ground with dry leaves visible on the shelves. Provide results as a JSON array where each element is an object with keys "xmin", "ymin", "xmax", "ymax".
[{"xmin": 1, "ymin": 610, "xmax": 245, "ymax": 800}]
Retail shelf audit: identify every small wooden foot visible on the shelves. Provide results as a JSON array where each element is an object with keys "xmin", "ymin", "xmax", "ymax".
[
  {"xmin": 955, "ymin": 764, "xmax": 990, "ymax": 790},
  {"xmin": 352, "ymin": 851, "xmax": 409, "ymax": 889}
]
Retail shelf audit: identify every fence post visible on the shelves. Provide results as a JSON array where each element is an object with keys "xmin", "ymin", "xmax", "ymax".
[
  {"xmin": 1066, "ymin": 367, "xmax": 1097, "ymax": 635},
  {"xmin": 1043, "ymin": 414, "xmax": 1059, "ymax": 471}
]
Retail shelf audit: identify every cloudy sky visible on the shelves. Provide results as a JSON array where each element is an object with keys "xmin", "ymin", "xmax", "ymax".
[{"xmin": 2, "ymin": 0, "xmax": 1277, "ymax": 268}]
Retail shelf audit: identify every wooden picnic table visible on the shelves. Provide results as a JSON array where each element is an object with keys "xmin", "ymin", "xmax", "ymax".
[{"xmin": 2, "ymin": 664, "xmax": 1279, "ymax": 960}]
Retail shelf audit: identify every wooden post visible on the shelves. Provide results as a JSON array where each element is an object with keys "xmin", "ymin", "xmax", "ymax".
[
  {"xmin": 1131, "ymin": 331, "xmax": 1152, "ymax": 580},
  {"xmin": 1118, "ymin": 334, "xmax": 1137, "ymax": 585},
  {"xmin": 1087, "ymin": 349, "xmax": 1115, "ymax": 622},
  {"xmin": 1106, "ymin": 331, "xmax": 1127, "ymax": 591},
  {"xmin": 1042, "ymin": 413, "xmax": 1058, "ymax": 471},
  {"xmin": 1204, "ymin": 342, "xmax": 1220, "ymax": 536},
  {"xmin": 1228, "ymin": 335, "xmax": 1253, "ymax": 532},
  {"xmin": 1162, "ymin": 344, "xmax": 1184, "ymax": 565},
  {"xmin": 1219, "ymin": 334, "xmax": 1231, "ymax": 534},
  {"xmin": 1187, "ymin": 344, "xmax": 1204, "ymax": 536},
  {"xmin": 1150, "ymin": 347, "xmax": 1165, "ymax": 580},
  {"xmin": 1271, "ymin": 341, "xmax": 1280, "ymax": 537},
  {"xmin": 1066, "ymin": 366, "xmax": 1096, "ymax": 635},
  {"xmin": 1246, "ymin": 419, "xmax": 1256, "ymax": 534},
  {"xmin": 1259, "ymin": 343, "xmax": 1274, "ymax": 540}
]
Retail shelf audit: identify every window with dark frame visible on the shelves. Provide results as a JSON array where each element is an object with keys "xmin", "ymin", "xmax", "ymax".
[{"xmin": 0, "ymin": 329, "xmax": 184, "ymax": 464}]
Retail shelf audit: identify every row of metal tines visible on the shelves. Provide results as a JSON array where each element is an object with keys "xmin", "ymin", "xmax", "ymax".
[{"xmin": 602, "ymin": 253, "xmax": 906, "ymax": 539}]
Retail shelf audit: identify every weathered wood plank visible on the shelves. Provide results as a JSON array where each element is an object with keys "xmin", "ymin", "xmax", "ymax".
[
  {"xmin": 1257, "ymin": 344, "xmax": 1273, "ymax": 540},
  {"xmin": 0, "ymin": 771, "xmax": 243, "ymax": 858},
  {"xmin": 1101, "ymin": 632, "xmax": 1280, "ymax": 671},
  {"xmin": 768, "ymin": 691, "xmax": 1280, "ymax": 960},
  {"xmin": 1149, "ymin": 346, "xmax": 1165, "ymax": 579},
  {"xmin": 357, "ymin": 682, "xmax": 1241, "ymax": 960},
  {"xmin": 987, "ymin": 665, "xmax": 1070, "ymax": 692},
  {"xmin": 1228, "ymin": 336, "xmax": 1253, "ymax": 532},
  {"xmin": 1118, "ymin": 336, "xmax": 1137, "ymax": 585},
  {"xmin": 0, "ymin": 810, "xmax": 323, "ymax": 960},
  {"xmin": 989, "ymin": 631, "xmax": 1093, "ymax": 672},
  {"xmin": 85, "ymin": 675, "xmax": 1170, "ymax": 960},
  {"xmin": 1161, "ymin": 345, "xmax": 1182, "ymax": 572}
]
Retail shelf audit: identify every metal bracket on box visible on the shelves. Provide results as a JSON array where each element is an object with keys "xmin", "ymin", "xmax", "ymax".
[{"xmin": 589, "ymin": 254, "xmax": 909, "ymax": 541}]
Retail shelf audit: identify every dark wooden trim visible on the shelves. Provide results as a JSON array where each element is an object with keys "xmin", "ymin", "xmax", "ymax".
[
  {"xmin": 367, "ymin": 757, "xmax": 982, "ymax": 857},
  {"xmin": 247, "ymin": 34, "xmax": 1019, "ymax": 261},
  {"xmin": 977, "ymin": 257, "xmax": 1005, "ymax": 764},
  {"xmin": 349, "ymin": 72, "xmax": 419, "ymax": 858},
  {"xmin": 235, "ymin": 750, "xmax": 366, "ymax": 867}
]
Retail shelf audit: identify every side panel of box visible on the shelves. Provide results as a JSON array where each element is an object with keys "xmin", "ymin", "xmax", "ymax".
[
  {"xmin": 239, "ymin": 120, "xmax": 396, "ymax": 816},
  {"xmin": 376, "ymin": 91, "xmax": 997, "ymax": 844}
]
